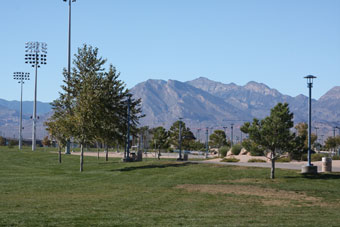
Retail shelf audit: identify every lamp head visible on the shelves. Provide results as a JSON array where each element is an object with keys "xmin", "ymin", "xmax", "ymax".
[{"xmin": 304, "ymin": 75, "xmax": 317, "ymax": 84}]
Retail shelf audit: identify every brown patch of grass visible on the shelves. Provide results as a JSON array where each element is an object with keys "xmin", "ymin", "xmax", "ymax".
[{"xmin": 176, "ymin": 184, "xmax": 327, "ymax": 207}]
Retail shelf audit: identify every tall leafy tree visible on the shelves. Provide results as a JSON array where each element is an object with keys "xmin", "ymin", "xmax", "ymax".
[
  {"xmin": 168, "ymin": 120, "xmax": 195, "ymax": 150},
  {"xmin": 46, "ymin": 44, "xmax": 143, "ymax": 171},
  {"xmin": 209, "ymin": 130, "xmax": 228, "ymax": 148},
  {"xmin": 241, "ymin": 103, "xmax": 295, "ymax": 179},
  {"xmin": 325, "ymin": 136, "xmax": 340, "ymax": 151},
  {"xmin": 45, "ymin": 118, "xmax": 69, "ymax": 163},
  {"xmin": 289, "ymin": 122, "xmax": 317, "ymax": 160}
]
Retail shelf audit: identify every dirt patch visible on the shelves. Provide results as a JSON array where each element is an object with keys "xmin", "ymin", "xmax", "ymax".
[{"xmin": 176, "ymin": 184, "xmax": 325, "ymax": 207}]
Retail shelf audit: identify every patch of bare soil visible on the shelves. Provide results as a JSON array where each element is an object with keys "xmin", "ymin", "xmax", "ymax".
[{"xmin": 176, "ymin": 184, "xmax": 326, "ymax": 207}]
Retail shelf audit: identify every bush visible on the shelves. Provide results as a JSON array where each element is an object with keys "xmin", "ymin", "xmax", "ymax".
[
  {"xmin": 219, "ymin": 146, "xmax": 230, "ymax": 158},
  {"xmin": 231, "ymin": 144, "xmax": 242, "ymax": 155},
  {"xmin": 8, "ymin": 140, "xmax": 18, "ymax": 148},
  {"xmin": 301, "ymin": 153, "xmax": 307, "ymax": 161},
  {"xmin": 332, "ymin": 155, "xmax": 340, "ymax": 160},
  {"xmin": 221, "ymin": 157, "xmax": 240, "ymax": 162},
  {"xmin": 311, "ymin": 153, "xmax": 325, "ymax": 162},
  {"xmin": 248, "ymin": 158, "xmax": 266, "ymax": 163},
  {"xmin": 276, "ymin": 157, "xmax": 291, "ymax": 162},
  {"xmin": 301, "ymin": 153, "xmax": 324, "ymax": 161}
]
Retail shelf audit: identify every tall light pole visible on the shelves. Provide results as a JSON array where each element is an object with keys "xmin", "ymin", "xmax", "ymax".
[
  {"xmin": 302, "ymin": 75, "xmax": 317, "ymax": 174},
  {"xmin": 196, "ymin": 128, "xmax": 201, "ymax": 142},
  {"xmin": 230, "ymin": 123, "xmax": 234, "ymax": 147},
  {"xmin": 205, "ymin": 127, "xmax": 208, "ymax": 158},
  {"xmin": 335, "ymin": 126, "xmax": 340, "ymax": 136},
  {"xmin": 13, "ymin": 72, "xmax": 30, "ymax": 150},
  {"xmin": 124, "ymin": 96, "xmax": 131, "ymax": 162},
  {"xmin": 314, "ymin": 127, "xmax": 319, "ymax": 143},
  {"xmin": 178, "ymin": 117, "xmax": 183, "ymax": 160},
  {"xmin": 25, "ymin": 42, "xmax": 47, "ymax": 151},
  {"xmin": 63, "ymin": 0, "xmax": 76, "ymax": 154}
]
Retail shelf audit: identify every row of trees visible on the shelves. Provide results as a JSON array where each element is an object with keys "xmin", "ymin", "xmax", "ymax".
[
  {"xmin": 144, "ymin": 121, "xmax": 233, "ymax": 153},
  {"xmin": 45, "ymin": 45, "xmax": 143, "ymax": 171}
]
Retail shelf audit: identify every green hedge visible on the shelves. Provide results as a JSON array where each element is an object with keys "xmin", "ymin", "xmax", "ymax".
[{"xmin": 231, "ymin": 144, "xmax": 242, "ymax": 155}]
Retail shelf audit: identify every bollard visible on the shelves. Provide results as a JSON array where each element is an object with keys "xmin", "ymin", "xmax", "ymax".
[{"xmin": 322, "ymin": 157, "xmax": 332, "ymax": 172}]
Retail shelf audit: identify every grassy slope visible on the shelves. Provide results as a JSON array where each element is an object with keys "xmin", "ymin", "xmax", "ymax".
[{"xmin": 1, "ymin": 147, "xmax": 340, "ymax": 226}]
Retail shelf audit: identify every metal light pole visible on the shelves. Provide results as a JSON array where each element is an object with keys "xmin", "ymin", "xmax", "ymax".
[
  {"xmin": 63, "ymin": 0, "xmax": 76, "ymax": 154},
  {"xmin": 124, "ymin": 96, "xmax": 131, "ymax": 162},
  {"xmin": 335, "ymin": 126, "xmax": 340, "ymax": 136},
  {"xmin": 205, "ymin": 127, "xmax": 208, "ymax": 158},
  {"xmin": 314, "ymin": 127, "xmax": 319, "ymax": 144},
  {"xmin": 178, "ymin": 117, "xmax": 183, "ymax": 160},
  {"xmin": 13, "ymin": 72, "xmax": 30, "ymax": 150},
  {"xmin": 25, "ymin": 42, "xmax": 47, "ymax": 151},
  {"xmin": 230, "ymin": 123, "xmax": 234, "ymax": 147},
  {"xmin": 302, "ymin": 75, "xmax": 317, "ymax": 174}
]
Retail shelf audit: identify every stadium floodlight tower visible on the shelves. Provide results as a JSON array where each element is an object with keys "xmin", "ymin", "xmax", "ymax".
[
  {"xmin": 13, "ymin": 72, "xmax": 30, "ymax": 150},
  {"xmin": 63, "ymin": 0, "xmax": 77, "ymax": 154},
  {"xmin": 301, "ymin": 75, "xmax": 317, "ymax": 174},
  {"xmin": 25, "ymin": 41, "xmax": 47, "ymax": 151}
]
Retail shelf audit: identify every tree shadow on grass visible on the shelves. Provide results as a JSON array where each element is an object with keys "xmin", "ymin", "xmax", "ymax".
[
  {"xmin": 284, "ymin": 173, "xmax": 340, "ymax": 180},
  {"xmin": 98, "ymin": 161, "xmax": 121, "ymax": 165},
  {"xmin": 111, "ymin": 162, "xmax": 197, "ymax": 172}
]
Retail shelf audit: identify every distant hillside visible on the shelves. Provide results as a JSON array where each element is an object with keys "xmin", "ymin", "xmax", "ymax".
[
  {"xmin": 0, "ymin": 77, "xmax": 339, "ymax": 140},
  {"xmin": 131, "ymin": 77, "xmax": 340, "ymax": 139}
]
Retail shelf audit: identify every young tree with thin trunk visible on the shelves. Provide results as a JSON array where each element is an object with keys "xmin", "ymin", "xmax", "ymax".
[{"xmin": 241, "ymin": 103, "xmax": 295, "ymax": 179}]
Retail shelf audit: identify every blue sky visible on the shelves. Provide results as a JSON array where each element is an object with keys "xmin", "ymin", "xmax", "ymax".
[{"xmin": 1, "ymin": 0, "xmax": 339, "ymax": 102}]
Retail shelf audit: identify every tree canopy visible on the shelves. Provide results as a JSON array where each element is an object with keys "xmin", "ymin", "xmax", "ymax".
[
  {"xmin": 45, "ymin": 44, "xmax": 143, "ymax": 171},
  {"xmin": 241, "ymin": 102, "xmax": 295, "ymax": 179}
]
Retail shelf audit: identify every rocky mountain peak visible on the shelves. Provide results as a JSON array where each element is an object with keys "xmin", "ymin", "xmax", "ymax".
[{"xmin": 319, "ymin": 86, "xmax": 340, "ymax": 101}]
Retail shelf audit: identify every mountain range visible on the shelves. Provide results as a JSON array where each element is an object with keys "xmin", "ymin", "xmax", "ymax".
[{"xmin": 0, "ymin": 77, "xmax": 339, "ymax": 141}]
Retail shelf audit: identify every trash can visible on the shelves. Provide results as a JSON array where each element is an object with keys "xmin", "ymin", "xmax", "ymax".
[
  {"xmin": 322, "ymin": 157, "xmax": 332, "ymax": 172},
  {"xmin": 183, "ymin": 153, "xmax": 188, "ymax": 161}
]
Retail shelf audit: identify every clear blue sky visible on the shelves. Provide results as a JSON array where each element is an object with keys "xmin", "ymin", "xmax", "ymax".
[{"xmin": 1, "ymin": 0, "xmax": 339, "ymax": 102}]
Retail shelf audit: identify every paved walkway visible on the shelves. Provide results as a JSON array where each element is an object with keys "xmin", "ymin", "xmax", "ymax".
[
  {"xmin": 68, "ymin": 151, "xmax": 340, "ymax": 173},
  {"xmin": 194, "ymin": 158, "xmax": 340, "ymax": 173}
]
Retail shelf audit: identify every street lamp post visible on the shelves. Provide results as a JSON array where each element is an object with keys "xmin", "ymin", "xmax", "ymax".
[
  {"xmin": 302, "ymin": 75, "xmax": 317, "ymax": 174},
  {"xmin": 177, "ymin": 118, "xmax": 183, "ymax": 160},
  {"xmin": 25, "ymin": 42, "xmax": 47, "ymax": 151},
  {"xmin": 124, "ymin": 96, "xmax": 131, "ymax": 162},
  {"xmin": 205, "ymin": 127, "xmax": 208, "ymax": 158},
  {"xmin": 13, "ymin": 72, "xmax": 30, "ymax": 150},
  {"xmin": 230, "ymin": 123, "xmax": 234, "ymax": 147},
  {"xmin": 63, "ymin": 0, "xmax": 76, "ymax": 154}
]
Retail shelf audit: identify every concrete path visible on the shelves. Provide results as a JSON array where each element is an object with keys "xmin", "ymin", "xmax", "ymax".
[
  {"xmin": 194, "ymin": 158, "xmax": 340, "ymax": 173},
  {"xmin": 68, "ymin": 151, "xmax": 340, "ymax": 173}
]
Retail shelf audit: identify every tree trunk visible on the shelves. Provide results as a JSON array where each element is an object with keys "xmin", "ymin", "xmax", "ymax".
[
  {"xmin": 58, "ymin": 146, "xmax": 62, "ymax": 164},
  {"xmin": 270, "ymin": 151, "xmax": 275, "ymax": 179},
  {"xmin": 105, "ymin": 144, "xmax": 108, "ymax": 161},
  {"xmin": 80, "ymin": 144, "xmax": 84, "ymax": 172}
]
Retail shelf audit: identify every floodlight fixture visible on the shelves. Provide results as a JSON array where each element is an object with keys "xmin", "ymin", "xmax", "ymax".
[
  {"xmin": 13, "ymin": 72, "xmax": 30, "ymax": 150},
  {"xmin": 25, "ymin": 41, "xmax": 47, "ymax": 151}
]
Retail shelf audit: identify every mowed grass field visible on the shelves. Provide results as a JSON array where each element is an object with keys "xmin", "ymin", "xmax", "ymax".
[{"xmin": 1, "ymin": 147, "xmax": 340, "ymax": 226}]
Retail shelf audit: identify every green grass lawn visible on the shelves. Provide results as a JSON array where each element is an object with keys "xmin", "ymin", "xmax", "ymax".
[{"xmin": 1, "ymin": 146, "xmax": 340, "ymax": 226}]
